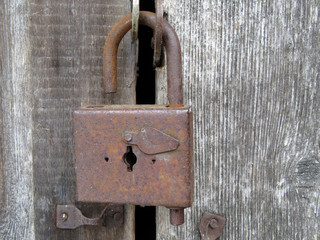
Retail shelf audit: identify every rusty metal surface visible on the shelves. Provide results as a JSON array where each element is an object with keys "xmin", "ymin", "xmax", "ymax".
[
  {"xmin": 170, "ymin": 208, "xmax": 184, "ymax": 226},
  {"xmin": 124, "ymin": 127, "xmax": 179, "ymax": 154},
  {"xmin": 103, "ymin": 11, "xmax": 183, "ymax": 104},
  {"xmin": 80, "ymin": 11, "xmax": 189, "ymax": 227},
  {"xmin": 74, "ymin": 105, "xmax": 193, "ymax": 208},
  {"xmin": 56, "ymin": 204, "xmax": 124, "ymax": 229},
  {"xmin": 199, "ymin": 212, "xmax": 226, "ymax": 240},
  {"xmin": 152, "ymin": 0, "xmax": 164, "ymax": 67}
]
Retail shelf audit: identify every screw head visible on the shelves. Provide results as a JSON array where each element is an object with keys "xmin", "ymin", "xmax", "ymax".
[
  {"xmin": 62, "ymin": 213, "xmax": 68, "ymax": 222},
  {"xmin": 113, "ymin": 212, "xmax": 122, "ymax": 221},
  {"xmin": 124, "ymin": 133, "xmax": 132, "ymax": 142},
  {"xmin": 209, "ymin": 219, "xmax": 218, "ymax": 229}
]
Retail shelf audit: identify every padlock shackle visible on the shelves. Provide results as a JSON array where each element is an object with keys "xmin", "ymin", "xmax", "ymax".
[{"xmin": 103, "ymin": 11, "xmax": 183, "ymax": 104}]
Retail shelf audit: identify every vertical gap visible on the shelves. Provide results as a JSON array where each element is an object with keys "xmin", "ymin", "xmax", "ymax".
[
  {"xmin": 136, "ymin": 1, "xmax": 155, "ymax": 104},
  {"xmin": 135, "ymin": 1, "xmax": 156, "ymax": 240}
]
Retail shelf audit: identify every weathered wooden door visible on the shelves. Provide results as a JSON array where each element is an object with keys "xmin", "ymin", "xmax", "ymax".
[
  {"xmin": 0, "ymin": 0, "xmax": 136, "ymax": 239},
  {"xmin": 1, "ymin": 0, "xmax": 319, "ymax": 240},
  {"xmin": 156, "ymin": 1, "xmax": 320, "ymax": 239}
]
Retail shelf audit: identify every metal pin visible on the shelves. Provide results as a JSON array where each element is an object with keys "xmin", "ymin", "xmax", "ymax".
[{"xmin": 170, "ymin": 208, "xmax": 184, "ymax": 226}]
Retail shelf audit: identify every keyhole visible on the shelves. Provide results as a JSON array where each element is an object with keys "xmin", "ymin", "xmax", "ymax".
[{"xmin": 123, "ymin": 146, "xmax": 137, "ymax": 172}]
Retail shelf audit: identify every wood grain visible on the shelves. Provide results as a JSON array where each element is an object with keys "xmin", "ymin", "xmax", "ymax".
[
  {"xmin": 0, "ymin": 1, "xmax": 35, "ymax": 239},
  {"xmin": 157, "ymin": 0, "xmax": 320, "ymax": 239},
  {"xmin": 1, "ymin": 0, "xmax": 135, "ymax": 239}
]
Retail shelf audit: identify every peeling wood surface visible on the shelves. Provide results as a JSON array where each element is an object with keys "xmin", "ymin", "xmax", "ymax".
[
  {"xmin": 1, "ymin": 0, "xmax": 135, "ymax": 239},
  {"xmin": 157, "ymin": 1, "xmax": 320, "ymax": 239}
]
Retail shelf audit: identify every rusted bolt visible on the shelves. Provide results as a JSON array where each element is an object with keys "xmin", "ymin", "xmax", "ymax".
[
  {"xmin": 209, "ymin": 219, "xmax": 218, "ymax": 229},
  {"xmin": 113, "ymin": 212, "xmax": 122, "ymax": 221},
  {"xmin": 61, "ymin": 213, "xmax": 68, "ymax": 222},
  {"xmin": 199, "ymin": 212, "xmax": 226, "ymax": 240},
  {"xmin": 124, "ymin": 133, "xmax": 133, "ymax": 142}
]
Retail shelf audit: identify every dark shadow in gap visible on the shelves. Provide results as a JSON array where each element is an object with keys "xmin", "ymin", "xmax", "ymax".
[
  {"xmin": 136, "ymin": 2, "xmax": 155, "ymax": 104},
  {"xmin": 135, "ymin": 1, "xmax": 156, "ymax": 239}
]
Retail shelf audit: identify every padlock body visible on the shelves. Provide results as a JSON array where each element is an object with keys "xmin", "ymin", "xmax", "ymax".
[{"xmin": 74, "ymin": 105, "xmax": 193, "ymax": 208}]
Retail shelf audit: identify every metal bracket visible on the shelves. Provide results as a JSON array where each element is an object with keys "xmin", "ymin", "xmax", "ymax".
[
  {"xmin": 55, "ymin": 204, "xmax": 124, "ymax": 229},
  {"xmin": 199, "ymin": 212, "xmax": 226, "ymax": 240}
]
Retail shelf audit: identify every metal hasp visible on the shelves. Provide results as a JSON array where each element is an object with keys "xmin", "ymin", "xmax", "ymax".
[
  {"xmin": 56, "ymin": 204, "xmax": 124, "ymax": 229},
  {"xmin": 74, "ymin": 11, "xmax": 192, "ymax": 226},
  {"xmin": 199, "ymin": 212, "xmax": 226, "ymax": 240}
]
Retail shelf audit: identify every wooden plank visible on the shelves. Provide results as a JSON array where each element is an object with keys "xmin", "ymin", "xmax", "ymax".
[
  {"xmin": 30, "ymin": 1, "xmax": 136, "ymax": 239},
  {"xmin": 157, "ymin": 0, "xmax": 320, "ymax": 239},
  {"xmin": 0, "ymin": 1, "xmax": 35, "ymax": 239},
  {"xmin": 1, "ymin": 0, "xmax": 136, "ymax": 239}
]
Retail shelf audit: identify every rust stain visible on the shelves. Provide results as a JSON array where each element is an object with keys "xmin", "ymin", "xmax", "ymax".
[
  {"xmin": 74, "ymin": 11, "xmax": 193, "ymax": 226},
  {"xmin": 74, "ymin": 105, "xmax": 193, "ymax": 210}
]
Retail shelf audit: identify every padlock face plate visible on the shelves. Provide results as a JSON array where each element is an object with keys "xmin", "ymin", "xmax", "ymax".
[{"xmin": 74, "ymin": 105, "xmax": 193, "ymax": 208}]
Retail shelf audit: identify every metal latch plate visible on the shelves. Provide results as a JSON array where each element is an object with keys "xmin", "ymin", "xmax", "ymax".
[{"xmin": 74, "ymin": 105, "xmax": 193, "ymax": 207}]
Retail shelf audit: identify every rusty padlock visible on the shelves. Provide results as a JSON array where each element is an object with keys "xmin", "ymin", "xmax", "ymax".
[{"xmin": 74, "ymin": 11, "xmax": 193, "ymax": 226}]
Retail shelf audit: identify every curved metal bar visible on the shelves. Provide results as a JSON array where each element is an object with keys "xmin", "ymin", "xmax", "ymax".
[{"xmin": 103, "ymin": 11, "xmax": 183, "ymax": 104}]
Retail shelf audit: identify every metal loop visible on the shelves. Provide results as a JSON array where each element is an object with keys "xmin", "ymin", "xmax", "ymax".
[{"xmin": 103, "ymin": 11, "xmax": 183, "ymax": 104}]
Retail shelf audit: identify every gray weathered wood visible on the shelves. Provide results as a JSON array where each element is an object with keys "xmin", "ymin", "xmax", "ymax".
[
  {"xmin": 0, "ymin": 1, "xmax": 35, "ymax": 239},
  {"xmin": 1, "ymin": 0, "xmax": 135, "ymax": 239},
  {"xmin": 157, "ymin": 0, "xmax": 320, "ymax": 239}
]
